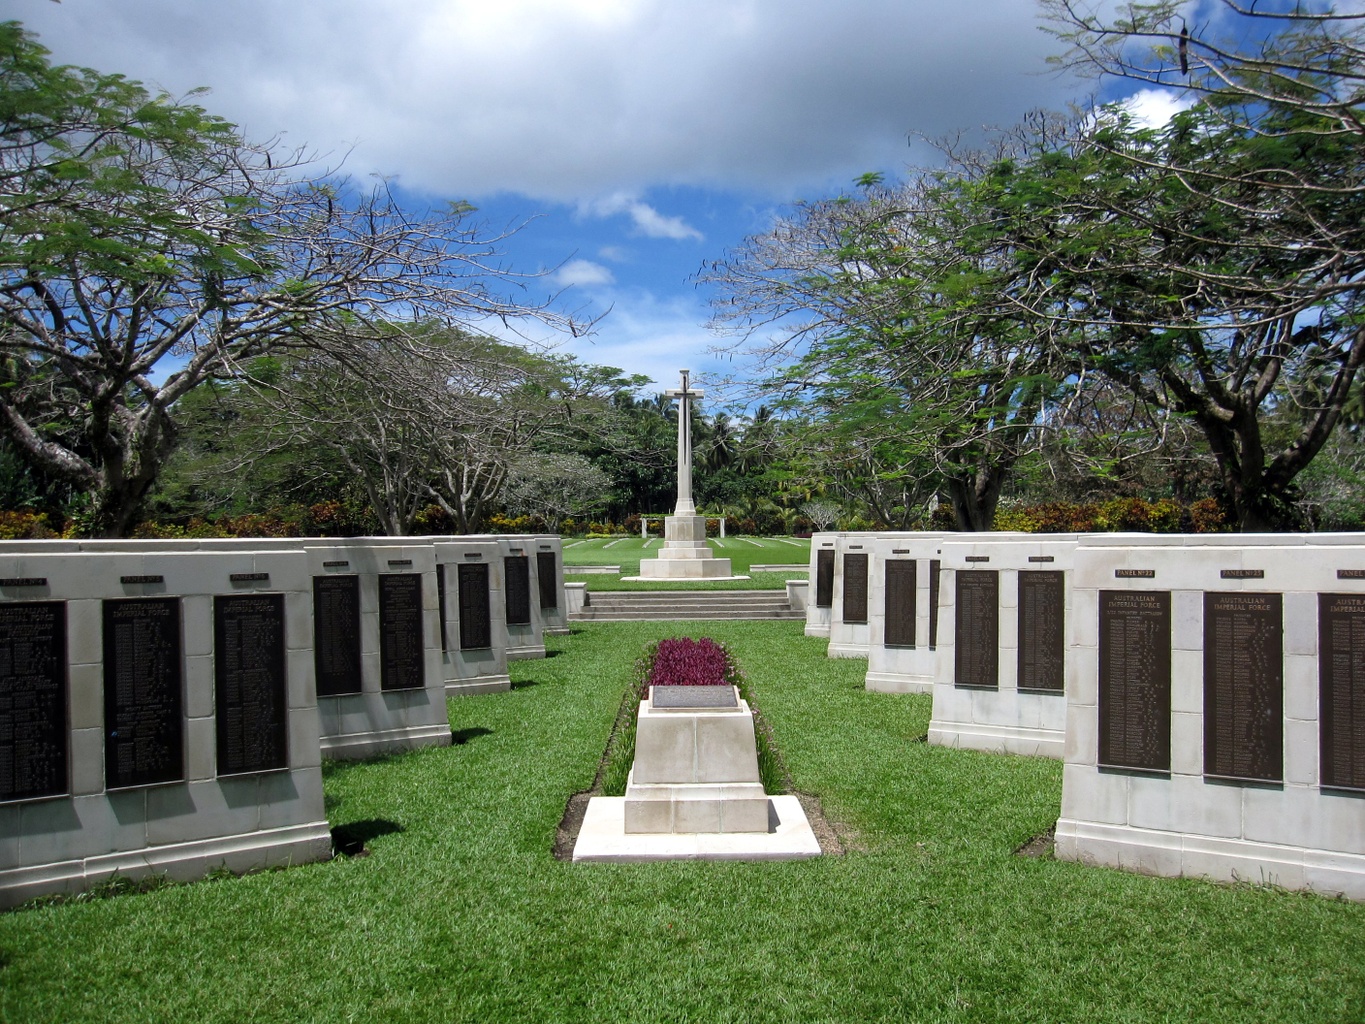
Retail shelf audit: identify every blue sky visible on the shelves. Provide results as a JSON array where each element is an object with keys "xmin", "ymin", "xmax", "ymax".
[{"xmin": 13, "ymin": 0, "xmax": 1199, "ymax": 404}]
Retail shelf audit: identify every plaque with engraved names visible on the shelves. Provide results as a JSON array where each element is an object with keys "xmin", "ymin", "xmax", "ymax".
[
  {"xmin": 0, "ymin": 602, "xmax": 67, "ymax": 802},
  {"xmin": 437, "ymin": 565, "xmax": 449, "ymax": 652},
  {"xmin": 313, "ymin": 575, "xmax": 361, "ymax": 697},
  {"xmin": 1320, "ymin": 593, "xmax": 1365, "ymax": 791},
  {"xmin": 537, "ymin": 551, "xmax": 558, "ymax": 610},
  {"xmin": 379, "ymin": 573, "xmax": 424, "ymax": 691},
  {"xmin": 458, "ymin": 562, "xmax": 492, "ymax": 651},
  {"xmin": 1018, "ymin": 571, "xmax": 1065, "ymax": 692},
  {"xmin": 954, "ymin": 570, "xmax": 999, "ymax": 688},
  {"xmin": 884, "ymin": 559, "xmax": 917, "ymax": 647},
  {"xmin": 843, "ymin": 553, "xmax": 869, "ymax": 624},
  {"xmin": 1204, "ymin": 592, "xmax": 1282, "ymax": 782},
  {"xmin": 815, "ymin": 549, "xmax": 835, "ymax": 608},
  {"xmin": 214, "ymin": 594, "xmax": 287, "ymax": 776},
  {"xmin": 504, "ymin": 556, "xmax": 531, "ymax": 626},
  {"xmin": 1098, "ymin": 590, "xmax": 1171, "ymax": 772},
  {"xmin": 103, "ymin": 598, "xmax": 183, "ymax": 789},
  {"xmin": 929, "ymin": 559, "xmax": 941, "ymax": 650}
]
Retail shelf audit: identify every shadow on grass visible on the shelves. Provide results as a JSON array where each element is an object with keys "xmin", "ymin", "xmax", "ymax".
[
  {"xmin": 510, "ymin": 677, "xmax": 542, "ymax": 691},
  {"xmin": 451, "ymin": 726, "xmax": 493, "ymax": 745},
  {"xmin": 331, "ymin": 819, "xmax": 404, "ymax": 858}
]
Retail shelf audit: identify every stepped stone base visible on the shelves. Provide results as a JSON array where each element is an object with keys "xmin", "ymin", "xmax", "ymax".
[
  {"xmin": 625, "ymin": 686, "xmax": 769, "ymax": 835},
  {"xmin": 632, "ymin": 515, "xmax": 740, "ymax": 580},
  {"xmin": 573, "ymin": 795, "xmax": 821, "ymax": 862}
]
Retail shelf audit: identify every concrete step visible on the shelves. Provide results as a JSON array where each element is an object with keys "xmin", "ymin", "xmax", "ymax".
[{"xmin": 570, "ymin": 589, "xmax": 803, "ymax": 622}]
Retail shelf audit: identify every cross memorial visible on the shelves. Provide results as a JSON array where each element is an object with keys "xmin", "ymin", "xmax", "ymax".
[
  {"xmin": 628, "ymin": 370, "xmax": 740, "ymax": 580},
  {"xmin": 665, "ymin": 369, "xmax": 702, "ymax": 516}
]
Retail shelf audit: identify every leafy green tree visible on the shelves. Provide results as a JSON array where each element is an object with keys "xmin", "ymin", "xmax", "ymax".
[
  {"xmin": 1039, "ymin": 2, "xmax": 1365, "ymax": 528},
  {"xmin": 0, "ymin": 23, "xmax": 585, "ymax": 536}
]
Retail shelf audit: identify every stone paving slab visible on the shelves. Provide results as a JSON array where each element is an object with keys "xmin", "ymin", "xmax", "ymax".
[{"xmin": 571, "ymin": 795, "xmax": 821, "ymax": 862}]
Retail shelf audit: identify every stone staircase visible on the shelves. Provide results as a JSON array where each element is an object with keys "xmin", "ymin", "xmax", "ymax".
[{"xmin": 570, "ymin": 590, "xmax": 804, "ymax": 622}]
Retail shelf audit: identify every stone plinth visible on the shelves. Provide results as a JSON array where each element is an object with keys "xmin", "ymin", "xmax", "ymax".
[
  {"xmin": 634, "ymin": 515, "xmax": 742, "ymax": 580},
  {"xmin": 624, "ymin": 685, "xmax": 768, "ymax": 834}
]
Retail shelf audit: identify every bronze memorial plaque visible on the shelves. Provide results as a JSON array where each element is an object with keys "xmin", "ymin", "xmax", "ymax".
[
  {"xmin": 214, "ymin": 594, "xmax": 287, "ymax": 776},
  {"xmin": 103, "ymin": 598, "xmax": 183, "ymax": 789},
  {"xmin": 313, "ymin": 575, "xmax": 362, "ymax": 697},
  {"xmin": 954, "ymin": 570, "xmax": 999, "ymax": 688},
  {"xmin": 1098, "ymin": 590, "xmax": 1171, "ymax": 772},
  {"xmin": 884, "ymin": 559, "xmax": 917, "ymax": 647},
  {"xmin": 843, "ymin": 553, "xmax": 869, "ymax": 624},
  {"xmin": 1203, "ymin": 592, "xmax": 1283, "ymax": 782},
  {"xmin": 379, "ymin": 573, "xmax": 424, "ymax": 691},
  {"xmin": 504, "ymin": 555, "xmax": 531, "ymax": 627},
  {"xmin": 1320, "ymin": 593, "xmax": 1365, "ymax": 791},
  {"xmin": 457, "ymin": 562, "xmax": 492, "ymax": 651},
  {"xmin": 0, "ymin": 602, "xmax": 67, "ymax": 802},
  {"xmin": 928, "ymin": 559, "xmax": 942, "ymax": 650},
  {"xmin": 537, "ymin": 552, "xmax": 558, "ymax": 610},
  {"xmin": 436, "ymin": 565, "xmax": 449, "ymax": 652},
  {"xmin": 1018, "ymin": 570, "xmax": 1065, "ymax": 692},
  {"xmin": 815, "ymin": 549, "xmax": 835, "ymax": 608}
]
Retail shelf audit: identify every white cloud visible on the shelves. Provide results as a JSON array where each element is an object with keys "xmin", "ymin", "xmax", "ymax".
[
  {"xmin": 1122, "ymin": 88, "xmax": 1196, "ymax": 129},
  {"xmin": 553, "ymin": 258, "xmax": 616, "ymax": 288},
  {"xmin": 582, "ymin": 193, "xmax": 703, "ymax": 241},
  {"xmin": 20, "ymin": 0, "xmax": 1086, "ymax": 204}
]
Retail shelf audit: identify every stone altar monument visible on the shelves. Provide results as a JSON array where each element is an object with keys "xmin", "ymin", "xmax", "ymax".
[{"xmin": 632, "ymin": 370, "xmax": 744, "ymax": 580}]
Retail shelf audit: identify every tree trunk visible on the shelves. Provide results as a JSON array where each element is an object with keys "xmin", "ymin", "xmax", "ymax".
[{"xmin": 944, "ymin": 465, "xmax": 1007, "ymax": 532}]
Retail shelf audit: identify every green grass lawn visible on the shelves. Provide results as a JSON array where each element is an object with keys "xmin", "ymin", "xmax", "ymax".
[
  {"xmin": 2, "ymin": 621, "xmax": 1362, "ymax": 1023},
  {"xmin": 563, "ymin": 535, "xmax": 809, "ymax": 590}
]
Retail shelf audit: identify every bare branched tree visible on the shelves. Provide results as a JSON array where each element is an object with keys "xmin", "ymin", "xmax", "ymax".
[{"xmin": 0, "ymin": 25, "xmax": 591, "ymax": 535}]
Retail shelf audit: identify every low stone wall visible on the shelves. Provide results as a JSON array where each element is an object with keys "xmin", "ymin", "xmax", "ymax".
[
  {"xmin": 434, "ymin": 538, "xmax": 511, "ymax": 696},
  {"xmin": 827, "ymin": 534, "xmax": 875, "ymax": 659},
  {"xmin": 1056, "ymin": 533, "xmax": 1365, "ymax": 900},
  {"xmin": 926, "ymin": 535, "xmax": 1075, "ymax": 757},
  {"xmin": 0, "ymin": 547, "xmax": 332, "ymax": 909},
  {"xmin": 0, "ymin": 532, "xmax": 565, "ymax": 907},
  {"xmin": 804, "ymin": 533, "xmax": 837, "ymax": 638},
  {"xmin": 864, "ymin": 533, "xmax": 949, "ymax": 694}
]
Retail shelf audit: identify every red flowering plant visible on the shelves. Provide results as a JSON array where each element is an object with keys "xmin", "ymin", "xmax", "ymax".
[
  {"xmin": 644, "ymin": 637, "xmax": 739, "ymax": 690},
  {"xmin": 598, "ymin": 635, "xmax": 783, "ymax": 797}
]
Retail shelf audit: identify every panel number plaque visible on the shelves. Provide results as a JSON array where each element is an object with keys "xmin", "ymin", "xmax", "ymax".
[
  {"xmin": 884, "ymin": 559, "xmax": 916, "ymax": 647},
  {"xmin": 0, "ymin": 601, "xmax": 67, "ymax": 802},
  {"xmin": 815, "ymin": 549, "xmax": 835, "ymax": 608},
  {"xmin": 537, "ymin": 551, "xmax": 558, "ymax": 610},
  {"xmin": 379, "ymin": 573, "xmax": 424, "ymax": 691},
  {"xmin": 103, "ymin": 598, "xmax": 183, "ymax": 789},
  {"xmin": 954, "ymin": 570, "xmax": 999, "ymax": 688},
  {"xmin": 1203, "ymin": 592, "xmax": 1283, "ymax": 782},
  {"xmin": 1018, "ymin": 571, "xmax": 1065, "ymax": 692},
  {"xmin": 842, "ymin": 553, "xmax": 869, "ymax": 624},
  {"xmin": 1098, "ymin": 590, "xmax": 1171, "ymax": 772},
  {"xmin": 1320, "ymin": 593, "xmax": 1365, "ymax": 791},
  {"xmin": 504, "ymin": 555, "xmax": 531, "ymax": 626},
  {"xmin": 313, "ymin": 575, "xmax": 361, "ymax": 696},
  {"xmin": 457, "ymin": 562, "xmax": 492, "ymax": 651},
  {"xmin": 214, "ymin": 594, "xmax": 288, "ymax": 776}
]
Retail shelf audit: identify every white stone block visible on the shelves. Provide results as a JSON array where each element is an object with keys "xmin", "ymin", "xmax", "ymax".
[
  {"xmin": 1129, "ymin": 774, "xmax": 1241, "ymax": 839},
  {"xmin": 1170, "ymin": 712, "xmax": 1203, "ymax": 777}
]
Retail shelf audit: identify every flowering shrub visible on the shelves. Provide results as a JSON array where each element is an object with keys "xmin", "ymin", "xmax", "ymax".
[
  {"xmin": 0, "ymin": 510, "xmax": 60, "ymax": 539},
  {"xmin": 645, "ymin": 637, "xmax": 738, "ymax": 689}
]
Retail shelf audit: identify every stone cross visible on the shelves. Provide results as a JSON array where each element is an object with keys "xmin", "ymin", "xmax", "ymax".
[{"xmin": 664, "ymin": 369, "xmax": 703, "ymax": 516}]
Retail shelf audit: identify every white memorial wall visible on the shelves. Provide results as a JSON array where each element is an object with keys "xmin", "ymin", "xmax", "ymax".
[
  {"xmin": 927, "ymin": 535, "xmax": 1076, "ymax": 758},
  {"xmin": 1055, "ymin": 534, "xmax": 1365, "ymax": 900},
  {"xmin": 0, "ymin": 533, "xmax": 563, "ymax": 907},
  {"xmin": 817, "ymin": 528, "xmax": 1365, "ymax": 900}
]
